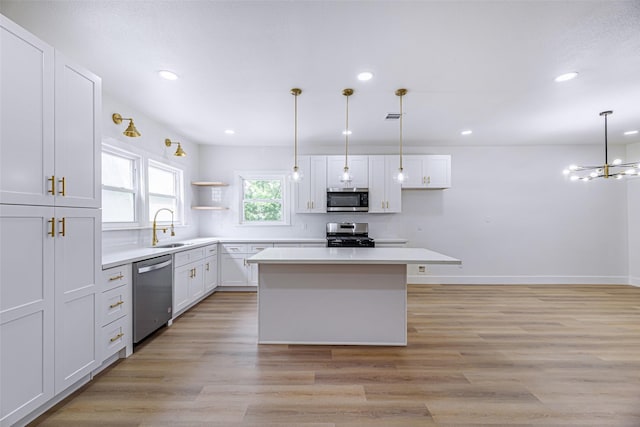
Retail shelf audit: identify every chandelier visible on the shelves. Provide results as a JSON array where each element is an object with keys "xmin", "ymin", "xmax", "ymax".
[{"xmin": 563, "ymin": 111, "xmax": 639, "ymax": 181}]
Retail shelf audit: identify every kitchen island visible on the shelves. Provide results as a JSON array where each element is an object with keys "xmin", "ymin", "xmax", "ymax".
[{"xmin": 247, "ymin": 247, "xmax": 461, "ymax": 346}]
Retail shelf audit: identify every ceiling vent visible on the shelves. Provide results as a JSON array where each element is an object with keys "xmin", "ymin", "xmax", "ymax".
[{"xmin": 385, "ymin": 113, "xmax": 401, "ymax": 120}]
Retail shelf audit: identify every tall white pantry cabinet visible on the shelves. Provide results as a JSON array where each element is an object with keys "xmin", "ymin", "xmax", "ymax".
[{"xmin": 0, "ymin": 15, "xmax": 102, "ymax": 426}]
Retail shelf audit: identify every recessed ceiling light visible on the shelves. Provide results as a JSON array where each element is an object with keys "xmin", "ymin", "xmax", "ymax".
[
  {"xmin": 554, "ymin": 72, "xmax": 578, "ymax": 82},
  {"xmin": 224, "ymin": 129, "xmax": 235, "ymax": 135},
  {"xmin": 342, "ymin": 130, "xmax": 352, "ymax": 135},
  {"xmin": 357, "ymin": 72, "xmax": 373, "ymax": 81},
  {"xmin": 624, "ymin": 130, "xmax": 638, "ymax": 136},
  {"xmin": 461, "ymin": 130, "xmax": 473, "ymax": 136},
  {"xmin": 158, "ymin": 70, "xmax": 178, "ymax": 81}
]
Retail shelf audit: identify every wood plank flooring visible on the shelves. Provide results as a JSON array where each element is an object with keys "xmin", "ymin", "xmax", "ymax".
[{"xmin": 31, "ymin": 284, "xmax": 640, "ymax": 426}]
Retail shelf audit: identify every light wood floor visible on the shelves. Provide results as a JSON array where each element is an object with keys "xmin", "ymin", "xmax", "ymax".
[{"xmin": 32, "ymin": 284, "xmax": 640, "ymax": 426}]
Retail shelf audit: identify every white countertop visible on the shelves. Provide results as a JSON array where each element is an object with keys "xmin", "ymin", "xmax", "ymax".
[
  {"xmin": 102, "ymin": 237, "xmax": 220, "ymax": 269},
  {"xmin": 101, "ymin": 237, "xmax": 409, "ymax": 269},
  {"xmin": 246, "ymin": 247, "xmax": 461, "ymax": 265}
]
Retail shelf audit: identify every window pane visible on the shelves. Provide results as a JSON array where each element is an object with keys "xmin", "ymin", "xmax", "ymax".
[
  {"xmin": 149, "ymin": 195, "xmax": 177, "ymax": 222},
  {"xmin": 243, "ymin": 201, "xmax": 282, "ymax": 222},
  {"xmin": 102, "ymin": 189, "xmax": 134, "ymax": 222},
  {"xmin": 102, "ymin": 152, "xmax": 133, "ymax": 189},
  {"xmin": 244, "ymin": 179, "xmax": 281, "ymax": 200},
  {"xmin": 148, "ymin": 166, "xmax": 176, "ymax": 196}
]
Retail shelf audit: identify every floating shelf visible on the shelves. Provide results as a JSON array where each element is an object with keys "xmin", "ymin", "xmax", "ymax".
[
  {"xmin": 191, "ymin": 206, "xmax": 229, "ymax": 211},
  {"xmin": 191, "ymin": 181, "xmax": 229, "ymax": 210},
  {"xmin": 191, "ymin": 181, "xmax": 228, "ymax": 187}
]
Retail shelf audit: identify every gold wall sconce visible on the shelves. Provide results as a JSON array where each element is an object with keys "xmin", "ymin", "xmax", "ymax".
[
  {"xmin": 165, "ymin": 138, "xmax": 186, "ymax": 157},
  {"xmin": 112, "ymin": 113, "xmax": 141, "ymax": 137}
]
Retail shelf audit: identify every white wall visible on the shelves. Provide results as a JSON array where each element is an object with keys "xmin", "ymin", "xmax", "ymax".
[
  {"xmin": 198, "ymin": 143, "xmax": 630, "ymax": 285},
  {"xmin": 627, "ymin": 142, "xmax": 640, "ymax": 286},
  {"xmin": 101, "ymin": 93, "xmax": 200, "ymax": 253}
]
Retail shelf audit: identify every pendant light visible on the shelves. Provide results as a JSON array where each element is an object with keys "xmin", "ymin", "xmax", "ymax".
[
  {"xmin": 290, "ymin": 88, "xmax": 303, "ymax": 182},
  {"xmin": 394, "ymin": 88, "xmax": 408, "ymax": 183},
  {"xmin": 341, "ymin": 88, "xmax": 354, "ymax": 184},
  {"xmin": 563, "ymin": 111, "xmax": 639, "ymax": 181}
]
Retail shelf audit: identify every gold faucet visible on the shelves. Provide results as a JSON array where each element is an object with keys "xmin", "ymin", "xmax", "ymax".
[{"xmin": 152, "ymin": 208, "xmax": 175, "ymax": 246}]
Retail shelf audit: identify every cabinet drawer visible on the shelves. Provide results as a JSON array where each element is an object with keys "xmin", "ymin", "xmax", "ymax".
[
  {"xmin": 222, "ymin": 243, "xmax": 248, "ymax": 254},
  {"xmin": 100, "ymin": 315, "xmax": 129, "ymax": 361},
  {"xmin": 204, "ymin": 244, "xmax": 218, "ymax": 256},
  {"xmin": 248, "ymin": 243, "xmax": 273, "ymax": 254},
  {"xmin": 102, "ymin": 264, "xmax": 131, "ymax": 292},
  {"xmin": 174, "ymin": 247, "xmax": 206, "ymax": 267},
  {"xmin": 101, "ymin": 284, "xmax": 128, "ymax": 327}
]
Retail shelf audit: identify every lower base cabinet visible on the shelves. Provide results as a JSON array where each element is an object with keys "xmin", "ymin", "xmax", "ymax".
[
  {"xmin": 173, "ymin": 244, "xmax": 218, "ymax": 317},
  {"xmin": 99, "ymin": 264, "xmax": 132, "ymax": 364},
  {"xmin": 219, "ymin": 243, "xmax": 273, "ymax": 288}
]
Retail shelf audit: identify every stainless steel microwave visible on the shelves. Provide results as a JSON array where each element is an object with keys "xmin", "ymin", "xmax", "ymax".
[{"xmin": 326, "ymin": 188, "xmax": 369, "ymax": 212}]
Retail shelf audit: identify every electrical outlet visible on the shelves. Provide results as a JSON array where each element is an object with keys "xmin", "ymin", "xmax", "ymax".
[{"xmin": 418, "ymin": 265, "xmax": 426, "ymax": 274}]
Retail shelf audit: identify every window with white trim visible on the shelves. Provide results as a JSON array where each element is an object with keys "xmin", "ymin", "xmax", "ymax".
[
  {"xmin": 148, "ymin": 160, "xmax": 183, "ymax": 223},
  {"xmin": 239, "ymin": 173, "xmax": 289, "ymax": 225},
  {"xmin": 101, "ymin": 147, "xmax": 140, "ymax": 225}
]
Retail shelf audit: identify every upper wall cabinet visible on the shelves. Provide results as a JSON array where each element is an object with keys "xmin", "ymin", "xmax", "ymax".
[
  {"xmin": 295, "ymin": 155, "xmax": 327, "ymax": 213},
  {"xmin": 326, "ymin": 155, "xmax": 369, "ymax": 188},
  {"xmin": 401, "ymin": 155, "xmax": 451, "ymax": 189},
  {"xmin": 368, "ymin": 155, "xmax": 401, "ymax": 213},
  {"xmin": 0, "ymin": 18, "xmax": 101, "ymax": 208}
]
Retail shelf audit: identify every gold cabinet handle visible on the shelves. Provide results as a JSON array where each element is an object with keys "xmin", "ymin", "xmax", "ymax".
[
  {"xmin": 109, "ymin": 300, "xmax": 124, "ymax": 309},
  {"xmin": 311, "ymin": 201, "xmax": 314, "ymax": 209},
  {"xmin": 206, "ymin": 262, "xmax": 210, "ymax": 271},
  {"xmin": 59, "ymin": 176, "xmax": 66, "ymax": 196},
  {"xmin": 427, "ymin": 176, "xmax": 431, "ymax": 184},
  {"xmin": 48, "ymin": 217, "xmax": 56, "ymax": 238},
  {"xmin": 193, "ymin": 268, "xmax": 196, "ymax": 278},
  {"xmin": 109, "ymin": 274, "xmax": 124, "ymax": 282},
  {"xmin": 110, "ymin": 332, "xmax": 124, "ymax": 342},
  {"xmin": 58, "ymin": 217, "xmax": 66, "ymax": 236},
  {"xmin": 422, "ymin": 176, "xmax": 426, "ymax": 184},
  {"xmin": 386, "ymin": 201, "xmax": 389, "ymax": 209},
  {"xmin": 48, "ymin": 176, "xmax": 56, "ymax": 195}
]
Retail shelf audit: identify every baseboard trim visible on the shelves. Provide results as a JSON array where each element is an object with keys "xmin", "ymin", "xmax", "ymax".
[{"xmin": 408, "ymin": 275, "xmax": 631, "ymax": 285}]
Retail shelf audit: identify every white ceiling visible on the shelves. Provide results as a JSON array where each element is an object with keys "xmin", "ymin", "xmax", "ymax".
[{"xmin": 2, "ymin": 1, "xmax": 640, "ymax": 148}]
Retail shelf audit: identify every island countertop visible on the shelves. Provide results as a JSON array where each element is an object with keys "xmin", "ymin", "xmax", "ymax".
[{"xmin": 247, "ymin": 247, "xmax": 461, "ymax": 265}]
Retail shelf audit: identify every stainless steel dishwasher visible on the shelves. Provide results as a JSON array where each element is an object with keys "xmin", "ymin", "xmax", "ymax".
[{"xmin": 133, "ymin": 254, "xmax": 173, "ymax": 343}]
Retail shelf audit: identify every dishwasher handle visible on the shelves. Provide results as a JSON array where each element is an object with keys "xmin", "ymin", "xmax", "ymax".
[{"xmin": 137, "ymin": 259, "xmax": 172, "ymax": 274}]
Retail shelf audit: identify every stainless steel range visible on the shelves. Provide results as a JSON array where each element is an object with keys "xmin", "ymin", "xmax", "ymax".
[{"xmin": 326, "ymin": 222, "xmax": 375, "ymax": 247}]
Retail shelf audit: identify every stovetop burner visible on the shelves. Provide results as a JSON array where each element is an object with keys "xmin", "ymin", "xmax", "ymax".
[{"xmin": 326, "ymin": 222, "xmax": 375, "ymax": 247}]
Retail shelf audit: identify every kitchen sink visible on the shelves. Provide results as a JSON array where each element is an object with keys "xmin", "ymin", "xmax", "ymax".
[{"xmin": 154, "ymin": 243, "xmax": 187, "ymax": 249}]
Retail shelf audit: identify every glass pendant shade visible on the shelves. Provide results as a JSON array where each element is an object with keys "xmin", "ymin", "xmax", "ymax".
[
  {"xmin": 290, "ymin": 88, "xmax": 304, "ymax": 183},
  {"xmin": 341, "ymin": 88, "xmax": 354, "ymax": 185},
  {"xmin": 393, "ymin": 89, "xmax": 408, "ymax": 184}
]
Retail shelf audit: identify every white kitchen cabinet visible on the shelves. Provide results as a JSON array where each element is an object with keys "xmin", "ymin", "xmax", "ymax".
[
  {"xmin": 1, "ymin": 15, "xmax": 101, "ymax": 425},
  {"xmin": 173, "ymin": 246, "xmax": 215, "ymax": 317},
  {"xmin": 368, "ymin": 155, "xmax": 402, "ymax": 213},
  {"xmin": 326, "ymin": 155, "xmax": 369, "ymax": 188},
  {"xmin": 401, "ymin": 155, "xmax": 451, "ymax": 189},
  {"xmin": 295, "ymin": 155, "xmax": 327, "ymax": 213},
  {"xmin": 0, "ymin": 16, "xmax": 54, "ymax": 207},
  {"xmin": 53, "ymin": 53, "xmax": 101, "ymax": 208},
  {"xmin": 219, "ymin": 243, "xmax": 272, "ymax": 288},
  {"xmin": 99, "ymin": 264, "xmax": 132, "ymax": 365},
  {"xmin": 54, "ymin": 207, "xmax": 100, "ymax": 393},
  {"xmin": 0, "ymin": 17, "xmax": 101, "ymax": 208},
  {"xmin": 203, "ymin": 245, "xmax": 218, "ymax": 292},
  {"xmin": 0, "ymin": 205, "xmax": 55, "ymax": 426}
]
